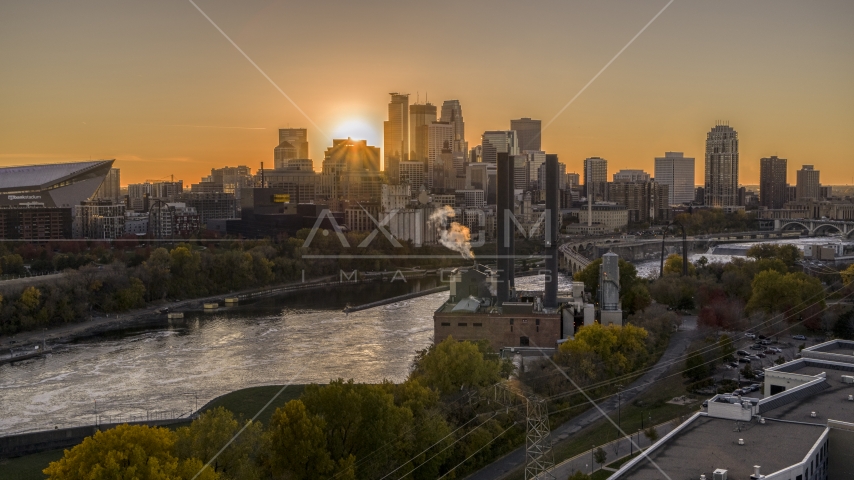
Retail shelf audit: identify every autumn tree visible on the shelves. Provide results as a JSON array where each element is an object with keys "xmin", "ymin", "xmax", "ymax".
[
  {"xmin": 44, "ymin": 424, "xmax": 217, "ymax": 480},
  {"xmin": 410, "ymin": 337, "xmax": 508, "ymax": 395},
  {"xmin": 663, "ymin": 254, "xmax": 696, "ymax": 276},
  {"xmin": 265, "ymin": 400, "xmax": 338, "ymax": 479},
  {"xmin": 747, "ymin": 270, "xmax": 825, "ymax": 328},
  {"xmin": 175, "ymin": 407, "xmax": 262, "ymax": 478}
]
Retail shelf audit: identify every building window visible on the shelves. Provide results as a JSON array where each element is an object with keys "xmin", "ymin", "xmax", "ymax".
[
  {"xmin": 536, "ymin": 326, "xmax": 539, "ymax": 332},
  {"xmin": 441, "ymin": 322, "xmax": 450, "ymax": 326},
  {"xmin": 520, "ymin": 336, "xmax": 529, "ymax": 347},
  {"xmin": 473, "ymin": 323, "xmax": 482, "ymax": 327},
  {"xmin": 458, "ymin": 323, "xmax": 467, "ymax": 327},
  {"xmin": 535, "ymin": 319, "xmax": 540, "ymax": 326},
  {"xmin": 509, "ymin": 318, "xmax": 514, "ymax": 325},
  {"xmin": 510, "ymin": 326, "xmax": 513, "ymax": 332}
]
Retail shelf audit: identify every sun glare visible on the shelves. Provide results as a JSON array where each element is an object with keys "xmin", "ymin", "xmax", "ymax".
[{"xmin": 331, "ymin": 118, "xmax": 379, "ymax": 145}]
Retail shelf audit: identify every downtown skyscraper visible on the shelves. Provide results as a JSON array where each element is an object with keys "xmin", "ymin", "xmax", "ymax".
[
  {"xmin": 584, "ymin": 156, "xmax": 608, "ymax": 201},
  {"xmin": 481, "ymin": 131, "xmax": 519, "ymax": 164},
  {"xmin": 510, "ymin": 117, "xmax": 542, "ymax": 152},
  {"xmin": 440, "ymin": 100, "xmax": 466, "ymax": 154},
  {"xmin": 759, "ymin": 156, "xmax": 787, "ymax": 209},
  {"xmin": 704, "ymin": 123, "xmax": 739, "ymax": 208},
  {"xmin": 409, "ymin": 102, "xmax": 437, "ymax": 164},
  {"xmin": 383, "ymin": 93, "xmax": 409, "ymax": 183}
]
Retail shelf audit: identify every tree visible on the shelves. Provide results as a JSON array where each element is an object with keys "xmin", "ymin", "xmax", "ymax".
[
  {"xmin": 747, "ymin": 270, "xmax": 825, "ymax": 328},
  {"xmin": 410, "ymin": 337, "xmax": 506, "ymax": 395},
  {"xmin": 718, "ymin": 335, "xmax": 735, "ymax": 362},
  {"xmin": 663, "ymin": 254, "xmax": 696, "ymax": 276},
  {"xmin": 593, "ymin": 447, "xmax": 607, "ymax": 468},
  {"xmin": 174, "ymin": 407, "xmax": 261, "ymax": 477},
  {"xmin": 44, "ymin": 424, "xmax": 217, "ymax": 480},
  {"xmin": 559, "ymin": 324, "xmax": 649, "ymax": 377},
  {"xmin": 683, "ymin": 349, "xmax": 708, "ymax": 381},
  {"xmin": 747, "ymin": 243, "xmax": 800, "ymax": 268},
  {"xmin": 842, "ymin": 264, "xmax": 854, "ymax": 287},
  {"xmin": 265, "ymin": 400, "xmax": 335, "ymax": 479},
  {"xmin": 574, "ymin": 258, "xmax": 640, "ymax": 301},
  {"xmin": 741, "ymin": 364, "xmax": 755, "ymax": 380},
  {"xmin": 832, "ymin": 310, "xmax": 854, "ymax": 340}
]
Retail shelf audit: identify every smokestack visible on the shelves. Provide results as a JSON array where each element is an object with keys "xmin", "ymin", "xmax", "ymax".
[
  {"xmin": 544, "ymin": 154, "xmax": 559, "ymax": 309},
  {"xmin": 496, "ymin": 152, "xmax": 511, "ymax": 305}
]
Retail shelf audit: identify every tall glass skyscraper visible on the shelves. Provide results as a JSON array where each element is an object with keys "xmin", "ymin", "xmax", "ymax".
[
  {"xmin": 383, "ymin": 93, "xmax": 409, "ymax": 183},
  {"xmin": 440, "ymin": 100, "xmax": 466, "ymax": 154},
  {"xmin": 510, "ymin": 117, "xmax": 542, "ymax": 152},
  {"xmin": 409, "ymin": 102, "xmax": 437, "ymax": 164},
  {"xmin": 704, "ymin": 123, "xmax": 739, "ymax": 207}
]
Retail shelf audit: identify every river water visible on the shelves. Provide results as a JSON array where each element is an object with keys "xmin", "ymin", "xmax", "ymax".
[
  {"xmin": 2, "ymin": 237, "xmax": 851, "ymax": 436},
  {"xmin": 0, "ymin": 275, "xmax": 569, "ymax": 435}
]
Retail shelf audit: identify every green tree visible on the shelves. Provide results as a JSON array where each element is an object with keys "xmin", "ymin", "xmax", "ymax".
[
  {"xmin": 574, "ymin": 258, "xmax": 642, "ymax": 308},
  {"xmin": 643, "ymin": 426, "xmax": 659, "ymax": 443},
  {"xmin": 747, "ymin": 243, "xmax": 801, "ymax": 268},
  {"xmin": 842, "ymin": 264, "xmax": 854, "ymax": 287},
  {"xmin": 593, "ymin": 447, "xmax": 607, "ymax": 468},
  {"xmin": 44, "ymin": 424, "xmax": 217, "ymax": 480},
  {"xmin": 832, "ymin": 311, "xmax": 854, "ymax": 340},
  {"xmin": 683, "ymin": 349, "xmax": 707, "ymax": 381},
  {"xmin": 747, "ymin": 271, "xmax": 825, "ymax": 327},
  {"xmin": 175, "ymin": 406, "xmax": 261, "ymax": 477},
  {"xmin": 410, "ymin": 337, "xmax": 506, "ymax": 395},
  {"xmin": 559, "ymin": 324, "xmax": 649, "ymax": 377},
  {"xmin": 265, "ymin": 400, "xmax": 335, "ymax": 479},
  {"xmin": 741, "ymin": 364, "xmax": 755, "ymax": 380}
]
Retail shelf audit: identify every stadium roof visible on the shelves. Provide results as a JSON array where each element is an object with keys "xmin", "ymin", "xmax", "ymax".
[{"xmin": 0, "ymin": 160, "xmax": 114, "ymax": 191}]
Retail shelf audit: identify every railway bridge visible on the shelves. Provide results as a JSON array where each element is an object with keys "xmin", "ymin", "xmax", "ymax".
[{"xmin": 775, "ymin": 218, "xmax": 854, "ymax": 237}]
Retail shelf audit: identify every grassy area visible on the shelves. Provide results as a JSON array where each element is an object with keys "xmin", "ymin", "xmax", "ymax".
[
  {"xmin": 197, "ymin": 384, "xmax": 306, "ymax": 426},
  {"xmin": 0, "ymin": 384, "xmax": 307, "ymax": 480},
  {"xmin": 0, "ymin": 449, "xmax": 64, "ymax": 480},
  {"xmin": 607, "ymin": 451, "xmax": 640, "ymax": 469},
  {"xmin": 591, "ymin": 469, "xmax": 612, "ymax": 480}
]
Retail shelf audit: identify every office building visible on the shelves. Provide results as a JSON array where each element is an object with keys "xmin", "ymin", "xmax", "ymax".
[
  {"xmin": 566, "ymin": 172, "xmax": 580, "ymax": 188},
  {"xmin": 428, "ymin": 122, "xmax": 455, "ymax": 189},
  {"xmin": 760, "ymin": 156, "xmax": 788, "ymax": 209},
  {"xmin": 383, "ymin": 93, "xmax": 409, "ymax": 172},
  {"xmin": 128, "ymin": 180, "xmax": 184, "ymax": 211},
  {"xmin": 469, "ymin": 145, "xmax": 482, "ymax": 163},
  {"xmin": 178, "ymin": 192, "xmax": 238, "ymax": 225},
  {"xmin": 571, "ymin": 204, "xmax": 628, "ymax": 233},
  {"xmin": 432, "ymin": 148, "xmax": 458, "ymax": 193},
  {"xmin": 399, "ymin": 161, "xmax": 426, "ymax": 192},
  {"xmin": 94, "ymin": 168, "xmax": 121, "ymax": 203},
  {"xmin": 525, "ymin": 150, "xmax": 546, "ymax": 187},
  {"xmin": 481, "ymin": 131, "xmax": 519, "ymax": 164},
  {"xmin": 613, "ymin": 169, "xmax": 650, "ymax": 183},
  {"xmin": 274, "ymin": 128, "xmax": 309, "ymax": 169},
  {"xmin": 257, "ymin": 167, "xmax": 320, "ymax": 204},
  {"xmin": 704, "ymin": 123, "xmax": 739, "ymax": 207},
  {"xmin": 510, "ymin": 118, "xmax": 541, "ymax": 152},
  {"xmin": 797, "ymin": 164, "xmax": 821, "ymax": 200},
  {"xmin": 584, "ymin": 157, "xmax": 608, "ymax": 201},
  {"xmin": 440, "ymin": 100, "xmax": 467, "ymax": 153},
  {"xmin": 610, "ymin": 339, "xmax": 854, "ymax": 480},
  {"xmin": 513, "ymin": 155, "xmax": 529, "ymax": 191},
  {"xmin": 0, "ymin": 159, "xmax": 115, "ymax": 208},
  {"xmin": 655, "ymin": 152, "xmax": 696, "ymax": 205},
  {"xmin": 321, "ymin": 138, "xmax": 383, "ymax": 210},
  {"xmin": 409, "ymin": 102, "xmax": 437, "ymax": 163}
]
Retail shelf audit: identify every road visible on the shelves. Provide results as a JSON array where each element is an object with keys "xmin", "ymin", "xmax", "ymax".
[{"xmin": 464, "ymin": 327, "xmax": 697, "ymax": 480}]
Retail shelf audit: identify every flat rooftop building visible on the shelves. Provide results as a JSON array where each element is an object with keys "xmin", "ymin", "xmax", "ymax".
[{"xmin": 610, "ymin": 339, "xmax": 854, "ymax": 480}]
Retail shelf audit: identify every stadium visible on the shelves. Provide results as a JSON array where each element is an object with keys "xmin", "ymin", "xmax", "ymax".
[{"xmin": 0, "ymin": 160, "xmax": 115, "ymax": 208}]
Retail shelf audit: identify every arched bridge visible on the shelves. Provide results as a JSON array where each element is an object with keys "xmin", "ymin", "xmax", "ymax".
[
  {"xmin": 775, "ymin": 219, "xmax": 854, "ymax": 237},
  {"xmin": 558, "ymin": 243, "xmax": 592, "ymax": 275}
]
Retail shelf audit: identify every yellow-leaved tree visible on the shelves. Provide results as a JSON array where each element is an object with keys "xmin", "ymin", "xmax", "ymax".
[{"xmin": 44, "ymin": 424, "xmax": 218, "ymax": 480}]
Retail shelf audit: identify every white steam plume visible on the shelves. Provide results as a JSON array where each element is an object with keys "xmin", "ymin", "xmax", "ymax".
[{"xmin": 429, "ymin": 205, "xmax": 474, "ymax": 259}]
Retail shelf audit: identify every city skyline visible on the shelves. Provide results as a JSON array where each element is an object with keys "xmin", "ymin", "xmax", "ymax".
[{"xmin": 1, "ymin": 1, "xmax": 852, "ymax": 185}]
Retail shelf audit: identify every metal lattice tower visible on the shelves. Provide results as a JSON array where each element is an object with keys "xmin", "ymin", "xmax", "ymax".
[{"xmin": 525, "ymin": 395, "xmax": 555, "ymax": 480}]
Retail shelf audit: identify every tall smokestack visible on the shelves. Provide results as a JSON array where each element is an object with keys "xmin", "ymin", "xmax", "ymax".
[
  {"xmin": 496, "ymin": 152, "xmax": 511, "ymax": 305},
  {"xmin": 544, "ymin": 154, "xmax": 559, "ymax": 309}
]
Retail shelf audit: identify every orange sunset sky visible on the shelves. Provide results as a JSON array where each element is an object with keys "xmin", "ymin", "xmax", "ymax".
[{"xmin": 1, "ymin": 0, "xmax": 852, "ymax": 187}]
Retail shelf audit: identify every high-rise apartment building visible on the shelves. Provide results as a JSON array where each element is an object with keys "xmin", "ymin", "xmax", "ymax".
[
  {"xmin": 399, "ymin": 161, "xmax": 426, "ymax": 192},
  {"xmin": 584, "ymin": 157, "xmax": 608, "ymax": 201},
  {"xmin": 566, "ymin": 172, "xmax": 581, "ymax": 188},
  {"xmin": 654, "ymin": 152, "xmax": 695, "ymax": 205},
  {"xmin": 704, "ymin": 124, "xmax": 739, "ymax": 207},
  {"xmin": 383, "ymin": 93, "xmax": 409, "ymax": 179},
  {"xmin": 409, "ymin": 102, "xmax": 437, "ymax": 163},
  {"xmin": 440, "ymin": 100, "xmax": 466, "ymax": 153},
  {"xmin": 275, "ymin": 128, "xmax": 309, "ymax": 169},
  {"xmin": 608, "ymin": 181, "xmax": 670, "ymax": 224},
  {"xmin": 510, "ymin": 118, "xmax": 542, "ymax": 152},
  {"xmin": 481, "ymin": 131, "xmax": 519, "ymax": 164},
  {"xmin": 759, "ymin": 156, "xmax": 788, "ymax": 209},
  {"xmin": 613, "ymin": 169, "xmax": 650, "ymax": 183},
  {"xmin": 796, "ymin": 165, "xmax": 821, "ymax": 200}
]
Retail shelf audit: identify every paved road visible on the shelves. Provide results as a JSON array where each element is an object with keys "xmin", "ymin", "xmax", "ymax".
[{"xmin": 464, "ymin": 329, "xmax": 696, "ymax": 480}]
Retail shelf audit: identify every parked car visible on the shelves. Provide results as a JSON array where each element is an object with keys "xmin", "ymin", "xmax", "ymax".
[
  {"xmin": 770, "ymin": 347, "xmax": 782, "ymax": 353},
  {"xmin": 745, "ymin": 333, "xmax": 756, "ymax": 339},
  {"xmin": 702, "ymin": 400, "xmax": 709, "ymax": 408},
  {"xmin": 750, "ymin": 344, "xmax": 764, "ymax": 350},
  {"xmin": 764, "ymin": 349, "xmax": 776, "ymax": 354},
  {"xmin": 757, "ymin": 353, "xmax": 767, "ymax": 358},
  {"xmin": 729, "ymin": 362, "xmax": 740, "ymax": 368},
  {"xmin": 738, "ymin": 358, "xmax": 751, "ymax": 363},
  {"xmin": 737, "ymin": 350, "xmax": 750, "ymax": 356},
  {"xmin": 750, "ymin": 383, "xmax": 761, "ymax": 390},
  {"xmin": 748, "ymin": 355, "xmax": 761, "ymax": 361},
  {"xmin": 761, "ymin": 340, "xmax": 772, "ymax": 345},
  {"xmin": 758, "ymin": 335, "xmax": 768, "ymax": 340},
  {"xmin": 793, "ymin": 334, "xmax": 807, "ymax": 341},
  {"xmin": 733, "ymin": 389, "xmax": 745, "ymax": 395}
]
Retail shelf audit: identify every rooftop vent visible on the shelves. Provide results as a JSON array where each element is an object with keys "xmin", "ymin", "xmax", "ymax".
[
  {"xmin": 713, "ymin": 468, "xmax": 728, "ymax": 480},
  {"xmin": 701, "ymin": 476, "xmax": 706, "ymax": 480},
  {"xmin": 738, "ymin": 438, "xmax": 744, "ymax": 445},
  {"xmin": 811, "ymin": 411, "xmax": 817, "ymax": 418},
  {"xmin": 750, "ymin": 465, "xmax": 762, "ymax": 479},
  {"xmin": 848, "ymin": 395, "xmax": 853, "ymax": 402},
  {"xmin": 842, "ymin": 375, "xmax": 854, "ymax": 384},
  {"xmin": 759, "ymin": 417, "xmax": 766, "ymax": 424}
]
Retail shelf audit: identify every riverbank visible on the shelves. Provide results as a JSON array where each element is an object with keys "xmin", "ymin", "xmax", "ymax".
[{"xmin": 0, "ymin": 274, "xmax": 343, "ymax": 349}]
